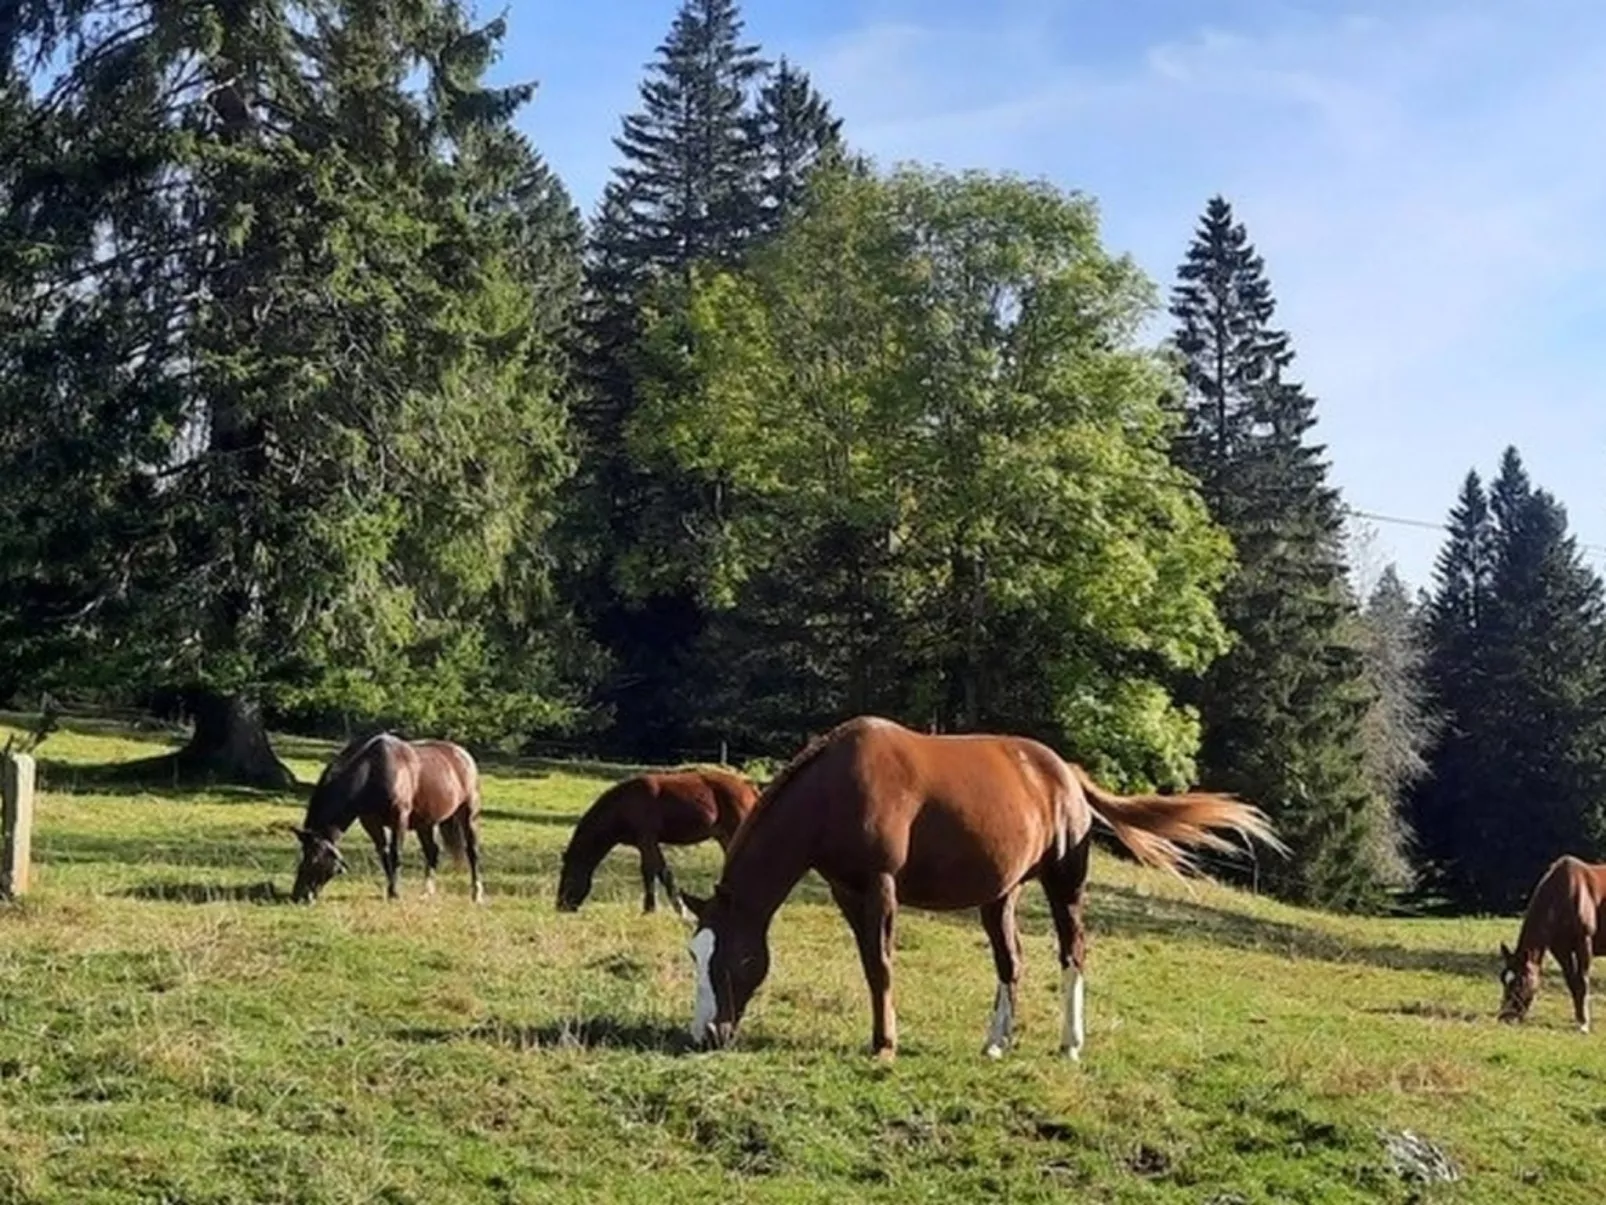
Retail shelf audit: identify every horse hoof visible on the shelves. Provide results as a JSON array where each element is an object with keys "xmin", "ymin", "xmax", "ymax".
[
  {"xmin": 984, "ymin": 1043, "xmax": 1005, "ymax": 1060},
  {"xmin": 1061, "ymin": 1045, "xmax": 1082, "ymax": 1062},
  {"xmin": 1581, "ymin": 1023, "xmax": 1591, "ymax": 1034},
  {"xmin": 872, "ymin": 1046, "xmax": 897, "ymax": 1064}
]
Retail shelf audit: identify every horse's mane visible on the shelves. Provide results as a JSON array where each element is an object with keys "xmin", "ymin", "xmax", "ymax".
[{"xmin": 723, "ymin": 720, "xmax": 859, "ymax": 865}]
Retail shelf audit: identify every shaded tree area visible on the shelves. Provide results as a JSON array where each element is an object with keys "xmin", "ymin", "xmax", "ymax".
[
  {"xmin": 0, "ymin": 1, "xmax": 594, "ymax": 784},
  {"xmin": 566, "ymin": 0, "xmax": 841, "ymax": 759}
]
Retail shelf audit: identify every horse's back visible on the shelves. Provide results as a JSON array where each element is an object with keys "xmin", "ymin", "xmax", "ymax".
[
  {"xmin": 641, "ymin": 769, "xmax": 752, "ymax": 844},
  {"xmin": 800, "ymin": 718, "xmax": 1069, "ymax": 906}
]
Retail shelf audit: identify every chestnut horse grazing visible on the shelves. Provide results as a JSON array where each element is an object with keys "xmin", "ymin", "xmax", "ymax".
[
  {"xmin": 1498, "ymin": 855, "xmax": 1606, "ymax": 1031},
  {"xmin": 556, "ymin": 769, "xmax": 759, "ymax": 915},
  {"xmin": 291, "ymin": 733, "xmax": 484, "ymax": 904},
  {"xmin": 682, "ymin": 716, "xmax": 1285, "ymax": 1060}
]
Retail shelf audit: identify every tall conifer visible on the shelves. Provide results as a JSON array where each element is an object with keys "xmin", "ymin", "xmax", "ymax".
[{"xmin": 1169, "ymin": 195, "xmax": 1383, "ymax": 909}]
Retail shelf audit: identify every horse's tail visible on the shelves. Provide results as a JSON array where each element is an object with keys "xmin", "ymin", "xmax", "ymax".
[
  {"xmin": 1068, "ymin": 763, "xmax": 1287, "ymax": 877},
  {"xmin": 439, "ymin": 809, "xmax": 468, "ymax": 868}
]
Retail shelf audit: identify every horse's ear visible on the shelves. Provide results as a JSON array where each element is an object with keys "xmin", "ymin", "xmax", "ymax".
[
  {"xmin": 1500, "ymin": 942, "xmax": 1513, "ymax": 961},
  {"xmin": 291, "ymin": 827, "xmax": 311, "ymax": 842},
  {"xmin": 680, "ymin": 892, "xmax": 710, "ymax": 923}
]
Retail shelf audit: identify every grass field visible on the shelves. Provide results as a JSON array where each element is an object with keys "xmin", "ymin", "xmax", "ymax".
[{"xmin": 1, "ymin": 719, "xmax": 1602, "ymax": 1203}]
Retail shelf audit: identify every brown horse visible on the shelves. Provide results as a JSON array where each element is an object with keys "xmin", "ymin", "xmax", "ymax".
[
  {"xmin": 556, "ymin": 768, "xmax": 759, "ymax": 915},
  {"xmin": 682, "ymin": 716, "xmax": 1284, "ymax": 1060},
  {"xmin": 1498, "ymin": 855, "xmax": 1606, "ymax": 1031},
  {"xmin": 291, "ymin": 733, "xmax": 484, "ymax": 904}
]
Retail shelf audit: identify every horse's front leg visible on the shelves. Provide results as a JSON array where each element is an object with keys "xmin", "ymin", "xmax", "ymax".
[
  {"xmin": 1572, "ymin": 942, "xmax": 1594, "ymax": 1033},
  {"xmin": 358, "ymin": 815, "xmax": 387, "ymax": 895},
  {"xmin": 639, "ymin": 838, "xmax": 685, "ymax": 918},
  {"xmin": 831, "ymin": 873, "xmax": 899, "ymax": 1059}
]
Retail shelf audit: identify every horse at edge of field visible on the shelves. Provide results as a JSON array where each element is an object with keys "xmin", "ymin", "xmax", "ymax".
[
  {"xmin": 556, "ymin": 768, "xmax": 760, "ymax": 916},
  {"xmin": 290, "ymin": 732, "xmax": 484, "ymax": 904},
  {"xmin": 1498, "ymin": 854, "xmax": 1606, "ymax": 1031}
]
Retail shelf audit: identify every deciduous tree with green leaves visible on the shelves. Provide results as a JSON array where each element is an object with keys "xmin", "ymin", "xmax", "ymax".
[{"xmin": 628, "ymin": 165, "xmax": 1233, "ymax": 783}]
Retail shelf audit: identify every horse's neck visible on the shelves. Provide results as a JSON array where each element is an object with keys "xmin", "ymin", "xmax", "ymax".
[
  {"xmin": 306, "ymin": 784, "xmax": 361, "ymax": 838},
  {"xmin": 570, "ymin": 803, "xmax": 626, "ymax": 869},
  {"xmin": 722, "ymin": 792, "xmax": 815, "ymax": 927}
]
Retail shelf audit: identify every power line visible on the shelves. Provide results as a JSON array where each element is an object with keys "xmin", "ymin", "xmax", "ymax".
[{"xmin": 1349, "ymin": 507, "xmax": 1606, "ymax": 559}]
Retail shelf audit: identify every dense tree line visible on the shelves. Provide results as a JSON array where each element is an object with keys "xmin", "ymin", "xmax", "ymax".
[{"xmin": 1, "ymin": 0, "xmax": 1601, "ymax": 912}]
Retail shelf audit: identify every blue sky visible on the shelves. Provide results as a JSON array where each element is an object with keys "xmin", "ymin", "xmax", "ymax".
[{"xmin": 493, "ymin": 0, "xmax": 1606, "ymax": 592}]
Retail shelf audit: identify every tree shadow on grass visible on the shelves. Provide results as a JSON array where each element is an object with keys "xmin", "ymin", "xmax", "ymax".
[
  {"xmin": 121, "ymin": 880, "xmax": 288, "ymax": 905},
  {"xmin": 394, "ymin": 1015, "xmax": 800, "ymax": 1056},
  {"xmin": 1086, "ymin": 884, "xmax": 1497, "ymax": 981},
  {"xmin": 478, "ymin": 808, "xmax": 583, "ymax": 829},
  {"xmin": 33, "ymin": 756, "xmax": 309, "ymax": 803}
]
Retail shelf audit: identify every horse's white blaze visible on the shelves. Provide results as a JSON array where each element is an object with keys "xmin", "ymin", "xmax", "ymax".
[
  {"xmin": 689, "ymin": 928, "xmax": 718, "ymax": 1040},
  {"xmin": 1061, "ymin": 967, "xmax": 1085, "ymax": 1060},
  {"xmin": 984, "ymin": 984, "xmax": 1013, "ymax": 1058}
]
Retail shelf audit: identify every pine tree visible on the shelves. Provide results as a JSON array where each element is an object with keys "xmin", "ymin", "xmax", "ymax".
[
  {"xmin": 0, "ymin": 3, "xmax": 592, "ymax": 780},
  {"xmin": 568, "ymin": 0, "xmax": 789, "ymax": 758},
  {"xmin": 1411, "ymin": 472, "xmax": 1496, "ymax": 891},
  {"xmin": 609, "ymin": 0, "xmax": 768, "ymax": 272},
  {"xmin": 1169, "ymin": 195, "xmax": 1382, "ymax": 909},
  {"xmin": 1418, "ymin": 449, "xmax": 1606, "ymax": 908},
  {"xmin": 751, "ymin": 57, "xmax": 841, "ymax": 238}
]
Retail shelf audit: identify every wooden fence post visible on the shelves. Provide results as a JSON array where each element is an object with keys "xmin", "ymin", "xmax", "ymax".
[{"xmin": 2, "ymin": 752, "xmax": 36, "ymax": 898}]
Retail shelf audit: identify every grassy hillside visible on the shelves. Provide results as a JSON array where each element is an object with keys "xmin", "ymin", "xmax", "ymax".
[{"xmin": 0, "ymin": 719, "xmax": 1599, "ymax": 1203}]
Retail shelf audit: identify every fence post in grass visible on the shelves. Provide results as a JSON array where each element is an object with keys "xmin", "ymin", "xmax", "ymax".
[{"xmin": 1, "ymin": 751, "xmax": 36, "ymax": 898}]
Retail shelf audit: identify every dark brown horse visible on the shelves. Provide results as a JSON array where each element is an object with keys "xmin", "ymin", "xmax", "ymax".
[
  {"xmin": 1498, "ymin": 855, "xmax": 1606, "ymax": 1031},
  {"xmin": 682, "ymin": 716, "xmax": 1284, "ymax": 1060},
  {"xmin": 556, "ymin": 768, "xmax": 759, "ymax": 915},
  {"xmin": 291, "ymin": 733, "xmax": 484, "ymax": 904}
]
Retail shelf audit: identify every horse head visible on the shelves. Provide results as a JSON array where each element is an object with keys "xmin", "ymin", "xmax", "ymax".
[
  {"xmin": 1497, "ymin": 941, "xmax": 1539, "ymax": 1022},
  {"xmin": 683, "ymin": 886, "xmax": 770, "ymax": 1049},
  {"xmin": 290, "ymin": 828, "xmax": 348, "ymax": 903},
  {"xmin": 555, "ymin": 853, "xmax": 594, "ymax": 912}
]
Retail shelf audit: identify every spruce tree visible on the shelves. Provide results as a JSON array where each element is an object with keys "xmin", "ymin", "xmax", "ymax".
[
  {"xmin": 610, "ymin": 0, "xmax": 768, "ymax": 271},
  {"xmin": 1169, "ymin": 195, "xmax": 1382, "ymax": 909},
  {"xmin": 1411, "ymin": 472, "xmax": 1495, "ymax": 891},
  {"xmin": 1419, "ymin": 449, "xmax": 1606, "ymax": 908},
  {"xmin": 0, "ymin": 3, "xmax": 591, "ymax": 780},
  {"xmin": 751, "ymin": 57, "xmax": 841, "ymax": 238},
  {"xmin": 570, "ymin": 0, "xmax": 784, "ymax": 757}
]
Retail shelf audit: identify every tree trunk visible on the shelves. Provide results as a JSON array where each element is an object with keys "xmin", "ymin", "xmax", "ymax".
[{"xmin": 167, "ymin": 689, "xmax": 296, "ymax": 789}]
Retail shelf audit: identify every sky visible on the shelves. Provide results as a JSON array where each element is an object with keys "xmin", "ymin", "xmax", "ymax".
[{"xmin": 492, "ymin": 0, "xmax": 1606, "ymax": 591}]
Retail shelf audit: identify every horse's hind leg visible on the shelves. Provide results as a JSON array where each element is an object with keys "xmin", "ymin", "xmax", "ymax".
[
  {"xmin": 385, "ymin": 818, "xmax": 406, "ymax": 900},
  {"xmin": 829, "ymin": 873, "xmax": 899, "ymax": 1059},
  {"xmin": 1041, "ymin": 836, "xmax": 1092, "ymax": 1060},
  {"xmin": 461, "ymin": 808, "xmax": 486, "ymax": 905},
  {"xmin": 979, "ymin": 888, "xmax": 1023, "ymax": 1058},
  {"xmin": 417, "ymin": 825, "xmax": 441, "ymax": 898}
]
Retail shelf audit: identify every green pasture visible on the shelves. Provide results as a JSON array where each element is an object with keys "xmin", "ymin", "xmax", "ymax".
[{"xmin": 0, "ymin": 719, "xmax": 1599, "ymax": 1203}]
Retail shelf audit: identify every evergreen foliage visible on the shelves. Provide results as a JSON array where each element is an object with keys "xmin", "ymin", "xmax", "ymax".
[
  {"xmin": 0, "ymin": 1, "xmax": 593, "ymax": 779},
  {"xmin": 1415, "ymin": 450, "xmax": 1606, "ymax": 908},
  {"xmin": 1169, "ymin": 195, "xmax": 1383, "ymax": 909}
]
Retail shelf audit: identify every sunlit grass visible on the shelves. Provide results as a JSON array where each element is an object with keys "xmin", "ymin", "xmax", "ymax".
[{"xmin": 0, "ymin": 718, "xmax": 1601, "ymax": 1202}]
